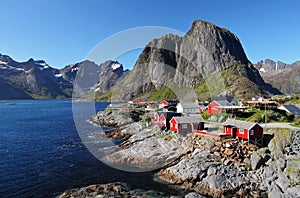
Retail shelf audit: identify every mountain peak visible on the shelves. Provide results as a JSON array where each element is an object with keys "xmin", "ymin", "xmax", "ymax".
[
  {"xmin": 111, "ymin": 20, "xmax": 280, "ymax": 101},
  {"xmin": 186, "ymin": 20, "xmax": 249, "ymax": 65}
]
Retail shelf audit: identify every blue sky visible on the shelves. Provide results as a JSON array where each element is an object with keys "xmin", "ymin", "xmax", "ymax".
[{"xmin": 0, "ymin": 0, "xmax": 299, "ymax": 69}]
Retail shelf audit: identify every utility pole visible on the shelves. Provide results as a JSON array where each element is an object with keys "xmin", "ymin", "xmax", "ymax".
[{"xmin": 264, "ymin": 101, "xmax": 267, "ymax": 128}]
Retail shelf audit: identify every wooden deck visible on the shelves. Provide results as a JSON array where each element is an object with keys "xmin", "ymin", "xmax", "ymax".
[{"xmin": 193, "ymin": 129, "xmax": 230, "ymax": 137}]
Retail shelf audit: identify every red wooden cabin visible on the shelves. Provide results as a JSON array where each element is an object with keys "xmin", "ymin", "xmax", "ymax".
[
  {"xmin": 151, "ymin": 111, "xmax": 181, "ymax": 129},
  {"xmin": 151, "ymin": 112, "xmax": 160, "ymax": 126},
  {"xmin": 223, "ymin": 119, "xmax": 263, "ymax": 144},
  {"xmin": 207, "ymin": 100, "xmax": 233, "ymax": 114},
  {"xmin": 159, "ymin": 100, "xmax": 179, "ymax": 109},
  {"xmin": 169, "ymin": 116, "xmax": 204, "ymax": 133}
]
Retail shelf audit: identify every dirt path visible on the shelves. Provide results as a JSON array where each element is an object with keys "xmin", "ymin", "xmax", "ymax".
[{"xmin": 263, "ymin": 122, "xmax": 300, "ymax": 130}]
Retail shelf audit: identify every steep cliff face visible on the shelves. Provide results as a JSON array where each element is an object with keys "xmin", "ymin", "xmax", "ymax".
[
  {"xmin": 96, "ymin": 60, "xmax": 129, "ymax": 94},
  {"xmin": 112, "ymin": 20, "xmax": 280, "ymax": 101},
  {"xmin": 254, "ymin": 59, "xmax": 300, "ymax": 94}
]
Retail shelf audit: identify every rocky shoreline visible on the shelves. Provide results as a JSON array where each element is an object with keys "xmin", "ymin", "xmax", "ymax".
[{"xmin": 59, "ymin": 108, "xmax": 300, "ymax": 197}]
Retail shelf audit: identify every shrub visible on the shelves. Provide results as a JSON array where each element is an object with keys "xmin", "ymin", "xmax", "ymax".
[{"xmin": 293, "ymin": 118, "xmax": 300, "ymax": 127}]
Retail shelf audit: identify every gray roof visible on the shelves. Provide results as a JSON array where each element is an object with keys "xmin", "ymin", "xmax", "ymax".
[
  {"xmin": 172, "ymin": 115, "xmax": 204, "ymax": 124},
  {"xmin": 284, "ymin": 105, "xmax": 300, "ymax": 115},
  {"xmin": 212, "ymin": 96, "xmax": 236, "ymax": 103},
  {"xmin": 157, "ymin": 111, "xmax": 181, "ymax": 119},
  {"xmin": 223, "ymin": 119, "xmax": 261, "ymax": 129},
  {"xmin": 215, "ymin": 100, "xmax": 233, "ymax": 106},
  {"xmin": 177, "ymin": 102, "xmax": 200, "ymax": 109}
]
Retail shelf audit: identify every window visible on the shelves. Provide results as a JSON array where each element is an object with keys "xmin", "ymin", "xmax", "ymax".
[
  {"xmin": 250, "ymin": 130, "xmax": 254, "ymax": 136},
  {"xmin": 182, "ymin": 124, "xmax": 187, "ymax": 129},
  {"xmin": 239, "ymin": 129, "xmax": 244, "ymax": 134}
]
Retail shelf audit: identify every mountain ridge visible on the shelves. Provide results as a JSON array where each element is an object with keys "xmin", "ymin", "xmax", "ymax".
[
  {"xmin": 254, "ymin": 59, "xmax": 300, "ymax": 94},
  {"xmin": 0, "ymin": 53, "xmax": 128, "ymax": 99},
  {"xmin": 110, "ymin": 20, "xmax": 280, "ymax": 101}
]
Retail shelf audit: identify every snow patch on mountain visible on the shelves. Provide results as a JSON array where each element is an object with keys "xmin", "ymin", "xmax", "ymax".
[
  {"xmin": 111, "ymin": 62, "xmax": 121, "ymax": 70},
  {"xmin": 259, "ymin": 68, "xmax": 266, "ymax": 73},
  {"xmin": 0, "ymin": 60, "xmax": 7, "ymax": 65}
]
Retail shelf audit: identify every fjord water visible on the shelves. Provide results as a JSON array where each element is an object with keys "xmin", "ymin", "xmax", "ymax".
[{"xmin": 0, "ymin": 100, "xmax": 179, "ymax": 198}]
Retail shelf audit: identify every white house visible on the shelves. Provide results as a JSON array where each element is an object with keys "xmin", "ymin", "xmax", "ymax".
[
  {"xmin": 176, "ymin": 102, "xmax": 200, "ymax": 114},
  {"xmin": 278, "ymin": 105, "xmax": 300, "ymax": 118}
]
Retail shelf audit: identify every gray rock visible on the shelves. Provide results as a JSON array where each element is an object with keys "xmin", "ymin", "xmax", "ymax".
[
  {"xmin": 286, "ymin": 185, "xmax": 300, "ymax": 197},
  {"xmin": 106, "ymin": 128, "xmax": 192, "ymax": 171},
  {"xmin": 268, "ymin": 182, "xmax": 285, "ymax": 198},
  {"xmin": 275, "ymin": 172, "xmax": 291, "ymax": 192},
  {"xmin": 185, "ymin": 192, "xmax": 207, "ymax": 198},
  {"xmin": 250, "ymin": 151, "xmax": 263, "ymax": 170},
  {"xmin": 275, "ymin": 158, "xmax": 286, "ymax": 172}
]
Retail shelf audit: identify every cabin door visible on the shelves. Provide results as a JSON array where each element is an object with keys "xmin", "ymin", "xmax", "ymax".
[{"xmin": 232, "ymin": 127, "xmax": 237, "ymax": 138}]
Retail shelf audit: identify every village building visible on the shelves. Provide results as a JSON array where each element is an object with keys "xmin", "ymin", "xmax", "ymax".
[
  {"xmin": 128, "ymin": 99, "xmax": 145, "ymax": 104},
  {"xmin": 159, "ymin": 100, "xmax": 179, "ymax": 109},
  {"xmin": 245, "ymin": 100, "xmax": 278, "ymax": 110},
  {"xmin": 176, "ymin": 102, "xmax": 201, "ymax": 114},
  {"xmin": 151, "ymin": 111, "xmax": 181, "ymax": 129},
  {"xmin": 169, "ymin": 115, "xmax": 204, "ymax": 133},
  {"xmin": 211, "ymin": 96, "xmax": 238, "ymax": 105},
  {"xmin": 278, "ymin": 104, "xmax": 300, "ymax": 118},
  {"xmin": 223, "ymin": 119, "xmax": 263, "ymax": 145},
  {"xmin": 146, "ymin": 102, "xmax": 159, "ymax": 111},
  {"xmin": 207, "ymin": 100, "xmax": 233, "ymax": 114}
]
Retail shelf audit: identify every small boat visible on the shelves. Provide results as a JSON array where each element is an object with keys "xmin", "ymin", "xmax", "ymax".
[{"xmin": 4, "ymin": 102, "xmax": 17, "ymax": 106}]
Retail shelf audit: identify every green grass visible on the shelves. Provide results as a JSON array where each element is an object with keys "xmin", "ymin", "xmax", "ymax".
[
  {"xmin": 201, "ymin": 111, "xmax": 211, "ymax": 121},
  {"xmin": 148, "ymin": 86, "xmax": 177, "ymax": 101},
  {"xmin": 141, "ymin": 117, "xmax": 151, "ymax": 123},
  {"xmin": 293, "ymin": 118, "xmax": 300, "ymax": 127},
  {"xmin": 95, "ymin": 91, "xmax": 112, "ymax": 101}
]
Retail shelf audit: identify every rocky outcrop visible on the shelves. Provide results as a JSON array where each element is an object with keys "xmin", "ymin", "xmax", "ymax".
[
  {"xmin": 254, "ymin": 59, "xmax": 300, "ymax": 94},
  {"xmin": 90, "ymin": 107, "xmax": 300, "ymax": 197},
  {"xmin": 157, "ymin": 129, "xmax": 300, "ymax": 197},
  {"xmin": 112, "ymin": 20, "xmax": 280, "ymax": 101},
  {"xmin": 57, "ymin": 182, "xmax": 146, "ymax": 198},
  {"xmin": 91, "ymin": 108, "xmax": 143, "ymax": 127},
  {"xmin": 157, "ymin": 136, "xmax": 260, "ymax": 197},
  {"xmin": 105, "ymin": 127, "xmax": 193, "ymax": 171}
]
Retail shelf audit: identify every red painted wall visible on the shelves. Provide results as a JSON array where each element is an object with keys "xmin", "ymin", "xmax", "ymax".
[
  {"xmin": 207, "ymin": 101, "xmax": 221, "ymax": 114},
  {"xmin": 154, "ymin": 112, "xmax": 159, "ymax": 121},
  {"xmin": 160, "ymin": 101, "xmax": 169, "ymax": 107},
  {"xmin": 237, "ymin": 128, "xmax": 248, "ymax": 139},
  {"xmin": 160, "ymin": 114, "xmax": 167, "ymax": 127},
  {"xmin": 169, "ymin": 117, "xmax": 178, "ymax": 132}
]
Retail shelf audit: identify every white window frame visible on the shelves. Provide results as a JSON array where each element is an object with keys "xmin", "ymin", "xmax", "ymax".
[
  {"xmin": 182, "ymin": 124, "xmax": 188, "ymax": 129},
  {"xmin": 239, "ymin": 128, "xmax": 244, "ymax": 134},
  {"xmin": 249, "ymin": 129, "xmax": 254, "ymax": 136}
]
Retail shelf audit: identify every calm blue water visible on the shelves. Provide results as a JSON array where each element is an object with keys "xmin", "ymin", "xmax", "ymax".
[{"xmin": 0, "ymin": 100, "xmax": 181, "ymax": 198}]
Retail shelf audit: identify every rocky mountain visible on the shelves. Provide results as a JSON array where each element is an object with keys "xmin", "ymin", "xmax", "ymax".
[
  {"xmin": 111, "ymin": 20, "xmax": 280, "ymax": 101},
  {"xmin": 96, "ymin": 60, "xmax": 129, "ymax": 94},
  {"xmin": 254, "ymin": 59, "xmax": 300, "ymax": 94},
  {"xmin": 0, "ymin": 54, "xmax": 72, "ymax": 99},
  {"xmin": 65, "ymin": 60, "xmax": 128, "ymax": 99},
  {"xmin": 0, "ymin": 53, "xmax": 128, "ymax": 100}
]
